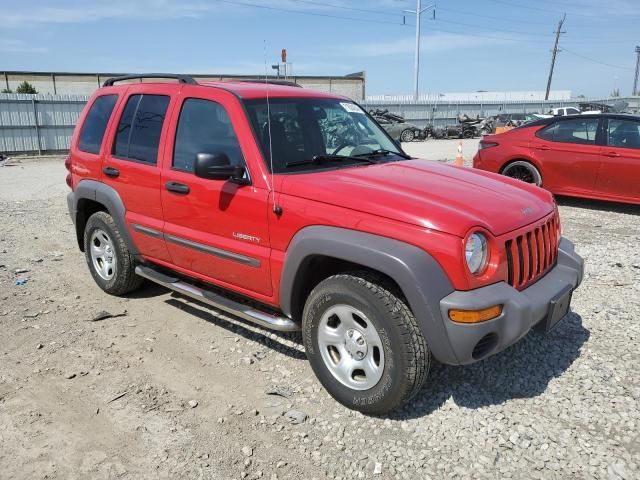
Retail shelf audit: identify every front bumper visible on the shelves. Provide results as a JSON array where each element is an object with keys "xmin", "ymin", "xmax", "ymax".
[{"xmin": 438, "ymin": 237, "xmax": 584, "ymax": 365}]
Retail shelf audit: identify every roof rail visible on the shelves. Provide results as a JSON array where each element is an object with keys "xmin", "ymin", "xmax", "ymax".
[
  {"xmin": 237, "ymin": 79, "xmax": 302, "ymax": 88},
  {"xmin": 102, "ymin": 74, "xmax": 198, "ymax": 87}
]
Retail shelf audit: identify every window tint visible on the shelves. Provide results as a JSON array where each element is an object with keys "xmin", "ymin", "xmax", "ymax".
[
  {"xmin": 537, "ymin": 118, "xmax": 599, "ymax": 145},
  {"xmin": 173, "ymin": 99, "xmax": 244, "ymax": 172},
  {"xmin": 244, "ymin": 98, "xmax": 399, "ymax": 173},
  {"xmin": 112, "ymin": 94, "xmax": 170, "ymax": 164},
  {"xmin": 607, "ymin": 119, "xmax": 640, "ymax": 149},
  {"xmin": 78, "ymin": 95, "xmax": 117, "ymax": 154}
]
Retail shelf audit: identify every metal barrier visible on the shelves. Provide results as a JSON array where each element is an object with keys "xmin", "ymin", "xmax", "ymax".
[{"xmin": 0, "ymin": 93, "xmax": 88, "ymax": 154}]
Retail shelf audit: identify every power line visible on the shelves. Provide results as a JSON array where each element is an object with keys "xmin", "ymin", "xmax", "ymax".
[
  {"xmin": 436, "ymin": 6, "xmax": 550, "ymax": 26},
  {"xmin": 434, "ymin": 18, "xmax": 554, "ymax": 38},
  {"xmin": 285, "ymin": 0, "xmax": 399, "ymax": 17},
  {"xmin": 562, "ymin": 48, "xmax": 634, "ymax": 71},
  {"xmin": 209, "ymin": 0, "xmax": 410, "ymax": 26},
  {"xmin": 487, "ymin": 0, "xmax": 597, "ymax": 18}
]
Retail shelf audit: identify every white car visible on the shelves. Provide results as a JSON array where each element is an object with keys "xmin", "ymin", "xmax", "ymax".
[{"xmin": 550, "ymin": 107, "xmax": 582, "ymax": 116}]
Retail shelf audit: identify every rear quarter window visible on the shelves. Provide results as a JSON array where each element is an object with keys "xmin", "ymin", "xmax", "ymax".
[{"xmin": 78, "ymin": 95, "xmax": 117, "ymax": 154}]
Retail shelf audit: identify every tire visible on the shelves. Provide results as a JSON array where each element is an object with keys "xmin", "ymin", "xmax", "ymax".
[
  {"xmin": 400, "ymin": 129, "xmax": 415, "ymax": 142},
  {"xmin": 302, "ymin": 271, "xmax": 430, "ymax": 414},
  {"xmin": 501, "ymin": 160, "xmax": 543, "ymax": 187},
  {"xmin": 83, "ymin": 211, "xmax": 143, "ymax": 295}
]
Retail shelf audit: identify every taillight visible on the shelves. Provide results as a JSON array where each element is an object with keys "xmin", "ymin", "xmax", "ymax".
[
  {"xmin": 65, "ymin": 155, "xmax": 73, "ymax": 189},
  {"xmin": 478, "ymin": 141, "xmax": 499, "ymax": 150}
]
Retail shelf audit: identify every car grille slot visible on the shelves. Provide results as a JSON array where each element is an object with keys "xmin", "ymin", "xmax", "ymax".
[{"xmin": 505, "ymin": 215, "xmax": 558, "ymax": 289}]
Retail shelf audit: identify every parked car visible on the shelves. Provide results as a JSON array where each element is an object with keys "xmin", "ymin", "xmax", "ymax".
[
  {"xmin": 66, "ymin": 74, "xmax": 584, "ymax": 414},
  {"xmin": 368, "ymin": 109, "xmax": 423, "ymax": 142},
  {"xmin": 549, "ymin": 107, "xmax": 581, "ymax": 116},
  {"xmin": 473, "ymin": 113, "xmax": 640, "ymax": 205}
]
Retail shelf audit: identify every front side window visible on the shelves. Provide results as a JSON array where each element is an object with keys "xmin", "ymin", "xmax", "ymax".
[
  {"xmin": 607, "ymin": 119, "xmax": 640, "ymax": 149},
  {"xmin": 537, "ymin": 118, "xmax": 599, "ymax": 145},
  {"xmin": 244, "ymin": 98, "xmax": 402, "ymax": 173},
  {"xmin": 173, "ymin": 98, "xmax": 245, "ymax": 172},
  {"xmin": 78, "ymin": 94, "xmax": 117, "ymax": 154},
  {"xmin": 112, "ymin": 94, "xmax": 170, "ymax": 164}
]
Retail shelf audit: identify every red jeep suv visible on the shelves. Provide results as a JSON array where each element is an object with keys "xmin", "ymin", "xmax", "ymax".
[
  {"xmin": 473, "ymin": 114, "xmax": 640, "ymax": 205},
  {"xmin": 66, "ymin": 74, "xmax": 584, "ymax": 413}
]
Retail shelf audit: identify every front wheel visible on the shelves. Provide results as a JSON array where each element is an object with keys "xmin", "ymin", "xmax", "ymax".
[
  {"xmin": 302, "ymin": 272, "xmax": 430, "ymax": 414},
  {"xmin": 501, "ymin": 160, "xmax": 543, "ymax": 187},
  {"xmin": 400, "ymin": 129, "xmax": 415, "ymax": 142}
]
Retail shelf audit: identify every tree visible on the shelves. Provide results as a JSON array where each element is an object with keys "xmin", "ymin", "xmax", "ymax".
[
  {"xmin": 1, "ymin": 88, "xmax": 12, "ymax": 93},
  {"xmin": 15, "ymin": 81, "xmax": 37, "ymax": 94}
]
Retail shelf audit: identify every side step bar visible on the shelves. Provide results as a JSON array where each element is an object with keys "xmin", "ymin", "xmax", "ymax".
[{"xmin": 135, "ymin": 265, "xmax": 300, "ymax": 332}]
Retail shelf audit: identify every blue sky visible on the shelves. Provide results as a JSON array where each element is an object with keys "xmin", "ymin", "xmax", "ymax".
[{"xmin": 2, "ymin": 0, "xmax": 639, "ymax": 97}]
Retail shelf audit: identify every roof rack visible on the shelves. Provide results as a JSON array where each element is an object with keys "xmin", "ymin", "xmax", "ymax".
[
  {"xmin": 102, "ymin": 74, "xmax": 198, "ymax": 87},
  {"xmin": 236, "ymin": 79, "xmax": 302, "ymax": 88}
]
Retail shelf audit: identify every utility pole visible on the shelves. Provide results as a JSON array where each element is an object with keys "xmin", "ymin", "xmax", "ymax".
[
  {"xmin": 633, "ymin": 46, "xmax": 640, "ymax": 96},
  {"xmin": 545, "ymin": 14, "xmax": 566, "ymax": 101},
  {"xmin": 404, "ymin": 1, "xmax": 435, "ymax": 102}
]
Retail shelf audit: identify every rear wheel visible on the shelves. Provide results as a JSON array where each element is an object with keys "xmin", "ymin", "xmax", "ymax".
[
  {"xmin": 501, "ymin": 160, "xmax": 542, "ymax": 187},
  {"xmin": 302, "ymin": 271, "xmax": 430, "ymax": 414},
  {"xmin": 400, "ymin": 129, "xmax": 415, "ymax": 142},
  {"xmin": 84, "ymin": 211, "xmax": 143, "ymax": 295}
]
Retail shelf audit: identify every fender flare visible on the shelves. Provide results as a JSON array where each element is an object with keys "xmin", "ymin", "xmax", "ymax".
[
  {"xmin": 68, "ymin": 179, "xmax": 140, "ymax": 256},
  {"xmin": 279, "ymin": 226, "xmax": 459, "ymax": 364}
]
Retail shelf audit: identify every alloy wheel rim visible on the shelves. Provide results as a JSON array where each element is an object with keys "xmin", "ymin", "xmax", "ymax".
[
  {"xmin": 317, "ymin": 304, "xmax": 385, "ymax": 391},
  {"xmin": 90, "ymin": 229, "xmax": 117, "ymax": 281},
  {"xmin": 507, "ymin": 165, "xmax": 536, "ymax": 184}
]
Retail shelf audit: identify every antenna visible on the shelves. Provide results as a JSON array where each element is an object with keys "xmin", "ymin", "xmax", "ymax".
[{"xmin": 264, "ymin": 40, "xmax": 282, "ymax": 216}]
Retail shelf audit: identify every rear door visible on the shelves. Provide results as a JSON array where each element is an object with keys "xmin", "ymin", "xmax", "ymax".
[
  {"xmin": 596, "ymin": 117, "xmax": 640, "ymax": 201},
  {"xmin": 159, "ymin": 87, "xmax": 273, "ymax": 297},
  {"xmin": 101, "ymin": 84, "xmax": 177, "ymax": 262},
  {"xmin": 531, "ymin": 117, "xmax": 602, "ymax": 193}
]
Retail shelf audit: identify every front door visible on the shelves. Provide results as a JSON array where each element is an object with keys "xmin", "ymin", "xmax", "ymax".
[
  {"xmin": 596, "ymin": 117, "xmax": 640, "ymax": 201},
  {"xmin": 531, "ymin": 117, "xmax": 602, "ymax": 194},
  {"xmin": 160, "ymin": 90, "xmax": 273, "ymax": 297}
]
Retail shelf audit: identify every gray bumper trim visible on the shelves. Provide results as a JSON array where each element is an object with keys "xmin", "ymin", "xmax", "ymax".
[{"xmin": 439, "ymin": 238, "xmax": 584, "ymax": 365}]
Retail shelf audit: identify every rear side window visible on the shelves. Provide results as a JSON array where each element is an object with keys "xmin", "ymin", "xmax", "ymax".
[
  {"xmin": 173, "ymin": 98, "xmax": 245, "ymax": 172},
  {"xmin": 78, "ymin": 95, "xmax": 117, "ymax": 154},
  {"xmin": 536, "ymin": 118, "xmax": 599, "ymax": 145},
  {"xmin": 112, "ymin": 94, "xmax": 170, "ymax": 164},
  {"xmin": 608, "ymin": 119, "xmax": 640, "ymax": 149}
]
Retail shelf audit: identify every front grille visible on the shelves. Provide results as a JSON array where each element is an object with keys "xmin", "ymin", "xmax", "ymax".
[{"xmin": 505, "ymin": 215, "xmax": 559, "ymax": 289}]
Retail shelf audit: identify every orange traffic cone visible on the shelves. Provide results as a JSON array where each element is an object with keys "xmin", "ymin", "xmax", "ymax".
[{"xmin": 455, "ymin": 142, "xmax": 464, "ymax": 167}]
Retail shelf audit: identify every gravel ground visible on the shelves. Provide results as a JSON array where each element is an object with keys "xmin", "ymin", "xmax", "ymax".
[{"xmin": 0, "ymin": 153, "xmax": 638, "ymax": 480}]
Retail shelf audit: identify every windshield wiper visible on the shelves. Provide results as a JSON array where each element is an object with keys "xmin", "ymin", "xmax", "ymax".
[
  {"xmin": 285, "ymin": 154, "xmax": 378, "ymax": 168},
  {"xmin": 354, "ymin": 149, "xmax": 412, "ymax": 160}
]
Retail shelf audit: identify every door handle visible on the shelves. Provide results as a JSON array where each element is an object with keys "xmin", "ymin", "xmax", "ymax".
[
  {"xmin": 102, "ymin": 166, "xmax": 120, "ymax": 178},
  {"xmin": 603, "ymin": 151, "xmax": 621, "ymax": 157},
  {"xmin": 536, "ymin": 145, "xmax": 551, "ymax": 151},
  {"xmin": 165, "ymin": 182, "xmax": 190, "ymax": 194}
]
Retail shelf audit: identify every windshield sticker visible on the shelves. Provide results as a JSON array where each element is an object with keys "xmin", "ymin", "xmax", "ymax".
[{"xmin": 340, "ymin": 102, "xmax": 365, "ymax": 114}]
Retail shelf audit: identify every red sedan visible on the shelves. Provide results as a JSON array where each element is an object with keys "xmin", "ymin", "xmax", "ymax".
[{"xmin": 473, "ymin": 114, "xmax": 640, "ymax": 205}]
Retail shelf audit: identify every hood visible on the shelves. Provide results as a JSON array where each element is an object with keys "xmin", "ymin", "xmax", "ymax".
[{"xmin": 280, "ymin": 160, "xmax": 554, "ymax": 238}]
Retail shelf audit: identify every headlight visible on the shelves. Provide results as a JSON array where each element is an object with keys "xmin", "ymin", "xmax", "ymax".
[{"xmin": 465, "ymin": 232, "xmax": 488, "ymax": 275}]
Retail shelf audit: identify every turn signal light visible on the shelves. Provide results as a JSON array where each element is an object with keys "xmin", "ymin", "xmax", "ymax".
[{"xmin": 449, "ymin": 305, "xmax": 503, "ymax": 324}]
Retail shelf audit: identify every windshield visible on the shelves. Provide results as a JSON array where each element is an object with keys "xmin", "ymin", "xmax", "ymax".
[{"xmin": 244, "ymin": 97, "xmax": 404, "ymax": 173}]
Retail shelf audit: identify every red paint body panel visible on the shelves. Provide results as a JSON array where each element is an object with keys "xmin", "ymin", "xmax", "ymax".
[
  {"xmin": 70, "ymin": 80, "xmax": 566, "ymax": 311},
  {"xmin": 473, "ymin": 118, "xmax": 640, "ymax": 205}
]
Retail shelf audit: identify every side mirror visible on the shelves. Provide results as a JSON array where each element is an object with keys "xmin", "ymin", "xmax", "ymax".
[{"xmin": 194, "ymin": 152, "xmax": 247, "ymax": 183}]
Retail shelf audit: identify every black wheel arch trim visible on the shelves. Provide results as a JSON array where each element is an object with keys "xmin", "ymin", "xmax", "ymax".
[
  {"xmin": 67, "ymin": 179, "xmax": 140, "ymax": 256},
  {"xmin": 279, "ymin": 226, "xmax": 460, "ymax": 364}
]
